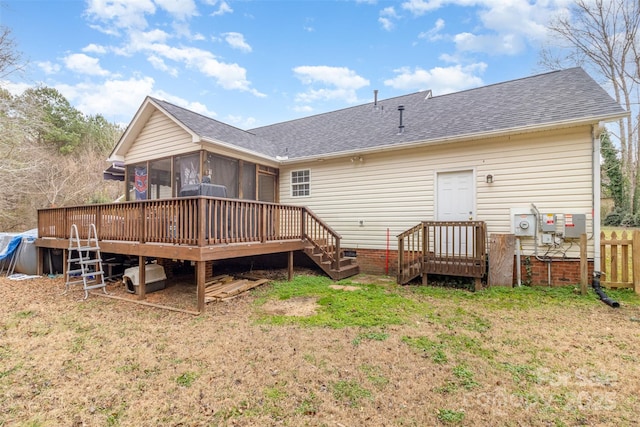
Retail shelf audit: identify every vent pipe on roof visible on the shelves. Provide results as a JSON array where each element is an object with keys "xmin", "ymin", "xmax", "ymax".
[
  {"xmin": 374, "ymin": 89, "xmax": 379, "ymax": 110},
  {"xmin": 424, "ymin": 90, "xmax": 432, "ymax": 100},
  {"xmin": 397, "ymin": 105, "xmax": 405, "ymax": 134}
]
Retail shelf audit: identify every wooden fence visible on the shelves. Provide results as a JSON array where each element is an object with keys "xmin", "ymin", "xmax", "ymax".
[{"xmin": 599, "ymin": 230, "xmax": 640, "ymax": 292}]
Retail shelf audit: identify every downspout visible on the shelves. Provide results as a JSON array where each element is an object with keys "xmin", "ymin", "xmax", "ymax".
[{"xmin": 592, "ymin": 124, "xmax": 602, "ymax": 272}]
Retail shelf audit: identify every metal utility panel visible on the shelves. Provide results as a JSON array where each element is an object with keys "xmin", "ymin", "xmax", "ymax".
[
  {"xmin": 540, "ymin": 213, "xmax": 557, "ymax": 233},
  {"xmin": 563, "ymin": 213, "xmax": 586, "ymax": 238},
  {"xmin": 513, "ymin": 213, "xmax": 536, "ymax": 237}
]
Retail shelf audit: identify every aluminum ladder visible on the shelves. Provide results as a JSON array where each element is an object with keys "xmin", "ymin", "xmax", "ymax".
[{"xmin": 64, "ymin": 224, "xmax": 108, "ymax": 299}]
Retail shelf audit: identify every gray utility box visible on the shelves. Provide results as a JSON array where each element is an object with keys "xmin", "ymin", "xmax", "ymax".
[
  {"xmin": 123, "ymin": 264, "xmax": 167, "ymax": 294},
  {"xmin": 563, "ymin": 214, "xmax": 586, "ymax": 239},
  {"xmin": 540, "ymin": 213, "xmax": 557, "ymax": 233},
  {"xmin": 514, "ymin": 213, "xmax": 536, "ymax": 237}
]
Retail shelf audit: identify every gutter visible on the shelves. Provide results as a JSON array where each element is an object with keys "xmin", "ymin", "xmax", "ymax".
[{"xmin": 592, "ymin": 124, "xmax": 602, "ymax": 271}]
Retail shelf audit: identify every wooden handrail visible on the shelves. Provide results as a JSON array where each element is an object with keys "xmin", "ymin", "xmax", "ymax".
[
  {"xmin": 37, "ymin": 197, "xmax": 306, "ymax": 246},
  {"xmin": 302, "ymin": 207, "xmax": 342, "ymax": 269},
  {"xmin": 397, "ymin": 221, "xmax": 487, "ymax": 284}
]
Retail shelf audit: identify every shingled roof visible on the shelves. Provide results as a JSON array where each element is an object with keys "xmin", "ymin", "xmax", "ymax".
[
  {"xmin": 249, "ymin": 67, "xmax": 626, "ymax": 160},
  {"xmin": 140, "ymin": 67, "xmax": 625, "ymax": 163}
]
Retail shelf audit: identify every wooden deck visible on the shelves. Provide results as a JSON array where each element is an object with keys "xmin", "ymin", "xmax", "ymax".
[
  {"xmin": 397, "ymin": 221, "xmax": 487, "ymax": 288},
  {"xmin": 36, "ymin": 196, "xmax": 359, "ymax": 312}
]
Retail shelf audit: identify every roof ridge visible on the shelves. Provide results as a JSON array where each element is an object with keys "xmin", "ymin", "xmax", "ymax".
[{"xmin": 151, "ymin": 97, "xmax": 258, "ymax": 136}]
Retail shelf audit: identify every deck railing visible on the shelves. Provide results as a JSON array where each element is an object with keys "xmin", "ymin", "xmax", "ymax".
[
  {"xmin": 37, "ymin": 197, "xmax": 336, "ymax": 252},
  {"xmin": 398, "ymin": 221, "xmax": 487, "ymax": 285}
]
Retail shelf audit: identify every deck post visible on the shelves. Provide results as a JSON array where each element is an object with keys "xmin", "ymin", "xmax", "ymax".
[
  {"xmin": 197, "ymin": 260, "xmax": 206, "ymax": 313},
  {"xmin": 138, "ymin": 256, "xmax": 146, "ymax": 300},
  {"xmin": 633, "ymin": 231, "xmax": 640, "ymax": 295},
  {"xmin": 288, "ymin": 251, "xmax": 294, "ymax": 281},
  {"xmin": 36, "ymin": 247, "xmax": 43, "ymax": 275},
  {"xmin": 580, "ymin": 234, "xmax": 588, "ymax": 296}
]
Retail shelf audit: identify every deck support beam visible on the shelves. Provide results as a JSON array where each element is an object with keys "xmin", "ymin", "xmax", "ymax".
[
  {"xmin": 197, "ymin": 260, "xmax": 206, "ymax": 313},
  {"xmin": 288, "ymin": 251, "xmax": 294, "ymax": 281},
  {"xmin": 138, "ymin": 256, "xmax": 146, "ymax": 300}
]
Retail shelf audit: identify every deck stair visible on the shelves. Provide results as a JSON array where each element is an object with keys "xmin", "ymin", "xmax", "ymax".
[
  {"xmin": 64, "ymin": 223, "xmax": 108, "ymax": 299},
  {"xmin": 397, "ymin": 221, "xmax": 487, "ymax": 288},
  {"xmin": 304, "ymin": 244, "xmax": 359, "ymax": 280}
]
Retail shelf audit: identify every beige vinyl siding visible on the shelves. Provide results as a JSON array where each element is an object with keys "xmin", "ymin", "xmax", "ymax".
[
  {"xmin": 126, "ymin": 110, "xmax": 196, "ymax": 164},
  {"xmin": 280, "ymin": 126, "xmax": 594, "ymax": 258}
]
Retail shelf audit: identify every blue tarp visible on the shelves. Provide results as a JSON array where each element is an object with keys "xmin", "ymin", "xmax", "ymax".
[
  {"xmin": 0, "ymin": 235, "xmax": 22, "ymax": 261},
  {"xmin": 0, "ymin": 229, "xmax": 38, "ymax": 274}
]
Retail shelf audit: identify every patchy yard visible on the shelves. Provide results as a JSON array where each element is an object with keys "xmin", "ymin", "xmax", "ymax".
[{"xmin": 1, "ymin": 273, "xmax": 639, "ymax": 426}]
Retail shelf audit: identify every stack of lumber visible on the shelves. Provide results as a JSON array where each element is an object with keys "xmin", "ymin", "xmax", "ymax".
[{"xmin": 204, "ymin": 274, "xmax": 269, "ymax": 302}]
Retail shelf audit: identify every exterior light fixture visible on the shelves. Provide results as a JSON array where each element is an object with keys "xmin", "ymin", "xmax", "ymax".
[{"xmin": 486, "ymin": 174, "xmax": 494, "ymax": 184}]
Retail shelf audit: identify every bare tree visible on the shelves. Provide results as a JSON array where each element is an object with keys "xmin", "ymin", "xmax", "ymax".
[
  {"xmin": 540, "ymin": 0, "xmax": 639, "ymax": 211},
  {"xmin": 0, "ymin": 25, "xmax": 25, "ymax": 79}
]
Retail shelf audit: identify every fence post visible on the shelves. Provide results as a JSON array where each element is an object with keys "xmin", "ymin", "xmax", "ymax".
[
  {"xmin": 633, "ymin": 230, "xmax": 640, "ymax": 295},
  {"xmin": 397, "ymin": 236, "xmax": 404, "ymax": 283},
  {"xmin": 580, "ymin": 233, "xmax": 587, "ymax": 296}
]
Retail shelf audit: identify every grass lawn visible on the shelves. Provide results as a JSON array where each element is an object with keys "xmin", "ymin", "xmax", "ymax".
[{"xmin": 1, "ymin": 273, "xmax": 639, "ymax": 426}]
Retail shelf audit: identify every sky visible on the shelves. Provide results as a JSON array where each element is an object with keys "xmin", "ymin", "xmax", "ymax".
[{"xmin": 1, "ymin": 0, "xmax": 574, "ymax": 129}]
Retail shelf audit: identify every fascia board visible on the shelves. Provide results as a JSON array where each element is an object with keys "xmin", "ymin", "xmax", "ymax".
[{"xmin": 277, "ymin": 111, "xmax": 630, "ymax": 165}]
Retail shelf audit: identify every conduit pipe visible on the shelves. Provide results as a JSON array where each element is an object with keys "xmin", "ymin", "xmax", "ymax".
[{"xmin": 592, "ymin": 271, "xmax": 619, "ymax": 308}]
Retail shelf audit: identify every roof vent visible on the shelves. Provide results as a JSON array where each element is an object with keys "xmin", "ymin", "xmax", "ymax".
[
  {"xmin": 374, "ymin": 89, "xmax": 379, "ymax": 110},
  {"xmin": 397, "ymin": 105, "xmax": 405, "ymax": 135},
  {"xmin": 424, "ymin": 90, "xmax": 432, "ymax": 100}
]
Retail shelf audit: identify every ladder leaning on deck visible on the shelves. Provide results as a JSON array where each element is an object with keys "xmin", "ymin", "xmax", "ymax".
[{"xmin": 64, "ymin": 224, "xmax": 108, "ymax": 299}]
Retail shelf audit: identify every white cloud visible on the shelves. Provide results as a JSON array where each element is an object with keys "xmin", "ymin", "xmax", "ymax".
[
  {"xmin": 293, "ymin": 105, "xmax": 314, "ymax": 113},
  {"xmin": 294, "ymin": 66, "xmax": 369, "ymax": 89},
  {"xmin": 147, "ymin": 55, "xmax": 179, "ymax": 77},
  {"xmin": 384, "ymin": 63, "xmax": 486, "ymax": 94},
  {"xmin": 154, "ymin": 0, "xmax": 198, "ymax": 20},
  {"xmin": 142, "ymin": 44, "xmax": 264, "ymax": 96},
  {"xmin": 398, "ymin": 0, "xmax": 571, "ymax": 55},
  {"xmin": 453, "ymin": 32, "xmax": 524, "ymax": 55},
  {"xmin": 223, "ymin": 32, "xmax": 252, "ymax": 53},
  {"xmin": 63, "ymin": 53, "xmax": 110, "ymax": 77},
  {"xmin": 82, "ymin": 43, "xmax": 108, "ymax": 54},
  {"xmin": 37, "ymin": 61, "xmax": 61, "ymax": 75},
  {"xmin": 293, "ymin": 66, "xmax": 370, "ymax": 105},
  {"xmin": 129, "ymin": 28, "xmax": 171, "ymax": 47},
  {"xmin": 418, "ymin": 18, "xmax": 445, "ymax": 41},
  {"xmin": 55, "ymin": 76, "xmax": 156, "ymax": 122},
  {"xmin": 379, "ymin": 7, "xmax": 398, "ymax": 31},
  {"xmin": 85, "ymin": 0, "xmax": 156, "ymax": 31},
  {"xmin": 209, "ymin": 0, "xmax": 233, "ymax": 17},
  {"xmin": 401, "ymin": 0, "xmax": 445, "ymax": 16}
]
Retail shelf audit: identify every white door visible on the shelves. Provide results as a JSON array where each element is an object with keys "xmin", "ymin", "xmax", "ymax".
[
  {"xmin": 437, "ymin": 170, "xmax": 475, "ymax": 221},
  {"xmin": 436, "ymin": 170, "xmax": 475, "ymax": 255}
]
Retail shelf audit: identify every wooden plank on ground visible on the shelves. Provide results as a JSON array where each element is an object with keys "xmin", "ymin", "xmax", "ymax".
[
  {"xmin": 488, "ymin": 233, "xmax": 515, "ymax": 287},
  {"xmin": 204, "ymin": 277, "xmax": 269, "ymax": 302}
]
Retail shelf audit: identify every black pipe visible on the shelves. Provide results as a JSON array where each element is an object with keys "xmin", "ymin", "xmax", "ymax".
[{"xmin": 592, "ymin": 271, "xmax": 620, "ymax": 308}]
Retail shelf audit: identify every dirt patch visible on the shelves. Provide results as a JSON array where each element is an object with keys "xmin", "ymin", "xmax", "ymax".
[
  {"xmin": 349, "ymin": 273, "xmax": 396, "ymax": 285},
  {"xmin": 328, "ymin": 284, "xmax": 361, "ymax": 291},
  {"xmin": 260, "ymin": 296, "xmax": 319, "ymax": 316}
]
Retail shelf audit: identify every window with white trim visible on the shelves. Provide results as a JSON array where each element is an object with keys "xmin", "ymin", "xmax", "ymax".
[{"xmin": 291, "ymin": 169, "xmax": 310, "ymax": 197}]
